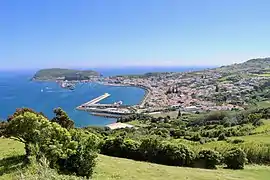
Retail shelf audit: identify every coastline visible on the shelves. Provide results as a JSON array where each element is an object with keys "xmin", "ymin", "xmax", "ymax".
[
  {"xmin": 99, "ymin": 82, "xmax": 151, "ymax": 107},
  {"xmin": 32, "ymin": 79, "xmax": 150, "ymax": 107}
]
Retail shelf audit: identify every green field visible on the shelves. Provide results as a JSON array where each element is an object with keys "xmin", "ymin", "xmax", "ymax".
[
  {"xmin": 256, "ymin": 101, "xmax": 270, "ymax": 108},
  {"xmin": 1, "ymin": 138, "xmax": 270, "ymax": 180},
  {"xmin": 147, "ymin": 110, "xmax": 179, "ymax": 118},
  {"xmin": 255, "ymin": 73, "xmax": 270, "ymax": 77}
]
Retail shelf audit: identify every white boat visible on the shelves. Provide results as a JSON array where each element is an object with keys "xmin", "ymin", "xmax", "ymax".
[{"xmin": 59, "ymin": 81, "xmax": 75, "ymax": 90}]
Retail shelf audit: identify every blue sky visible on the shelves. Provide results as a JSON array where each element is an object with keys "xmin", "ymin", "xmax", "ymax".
[{"xmin": 1, "ymin": 0, "xmax": 270, "ymax": 70}]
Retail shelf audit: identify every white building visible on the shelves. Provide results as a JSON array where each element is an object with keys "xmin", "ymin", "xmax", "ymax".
[
  {"xmin": 183, "ymin": 106, "xmax": 201, "ymax": 112},
  {"xmin": 105, "ymin": 122, "xmax": 134, "ymax": 130}
]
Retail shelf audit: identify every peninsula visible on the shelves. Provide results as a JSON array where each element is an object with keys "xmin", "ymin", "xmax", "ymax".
[{"xmin": 32, "ymin": 68, "xmax": 101, "ymax": 81}]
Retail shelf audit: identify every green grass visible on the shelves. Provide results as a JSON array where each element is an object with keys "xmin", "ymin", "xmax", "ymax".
[
  {"xmin": 252, "ymin": 119, "xmax": 270, "ymax": 134},
  {"xmin": 0, "ymin": 138, "xmax": 24, "ymax": 159},
  {"xmin": 127, "ymin": 120, "xmax": 150, "ymax": 128},
  {"xmin": 149, "ymin": 110, "xmax": 179, "ymax": 118},
  {"xmin": 255, "ymin": 73, "xmax": 270, "ymax": 77},
  {"xmin": 0, "ymin": 138, "xmax": 25, "ymax": 180},
  {"xmin": 256, "ymin": 101, "xmax": 270, "ymax": 108},
  {"xmin": 1, "ymin": 138, "xmax": 270, "ymax": 180},
  {"xmin": 239, "ymin": 134, "xmax": 270, "ymax": 144},
  {"xmin": 94, "ymin": 155, "xmax": 270, "ymax": 180}
]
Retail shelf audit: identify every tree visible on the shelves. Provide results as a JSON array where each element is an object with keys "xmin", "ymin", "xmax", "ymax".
[
  {"xmin": 4, "ymin": 109, "xmax": 51, "ymax": 159},
  {"xmin": 51, "ymin": 107, "xmax": 74, "ymax": 129},
  {"xmin": 4, "ymin": 111, "xmax": 77, "ymax": 164},
  {"xmin": 7, "ymin": 107, "xmax": 47, "ymax": 122},
  {"xmin": 0, "ymin": 121, "xmax": 7, "ymax": 137},
  {"xmin": 177, "ymin": 110, "xmax": 182, "ymax": 118},
  {"xmin": 215, "ymin": 85, "xmax": 219, "ymax": 92},
  {"xmin": 4, "ymin": 108, "xmax": 99, "ymax": 178}
]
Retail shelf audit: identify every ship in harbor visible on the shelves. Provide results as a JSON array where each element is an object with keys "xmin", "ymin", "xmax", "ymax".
[{"xmin": 59, "ymin": 81, "xmax": 76, "ymax": 90}]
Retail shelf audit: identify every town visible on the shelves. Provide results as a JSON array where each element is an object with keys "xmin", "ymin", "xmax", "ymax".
[{"xmin": 93, "ymin": 58, "xmax": 270, "ymax": 114}]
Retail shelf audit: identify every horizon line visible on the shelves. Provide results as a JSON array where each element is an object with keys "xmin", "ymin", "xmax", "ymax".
[{"xmin": 0, "ymin": 64, "xmax": 219, "ymax": 71}]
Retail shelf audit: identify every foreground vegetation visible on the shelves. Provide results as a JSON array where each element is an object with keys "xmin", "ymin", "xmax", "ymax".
[
  {"xmin": 1, "ymin": 139, "xmax": 270, "ymax": 180},
  {"xmin": 1, "ymin": 104, "xmax": 270, "ymax": 179}
]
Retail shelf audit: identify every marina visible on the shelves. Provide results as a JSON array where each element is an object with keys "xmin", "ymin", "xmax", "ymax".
[
  {"xmin": 58, "ymin": 81, "xmax": 76, "ymax": 90},
  {"xmin": 76, "ymin": 93, "xmax": 133, "ymax": 118}
]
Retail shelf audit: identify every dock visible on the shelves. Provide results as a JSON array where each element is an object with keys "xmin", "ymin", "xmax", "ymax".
[
  {"xmin": 81, "ymin": 93, "xmax": 110, "ymax": 106},
  {"xmin": 76, "ymin": 93, "xmax": 134, "ymax": 118}
]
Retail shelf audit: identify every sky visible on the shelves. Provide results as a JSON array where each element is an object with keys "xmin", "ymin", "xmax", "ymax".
[{"xmin": 1, "ymin": 0, "xmax": 270, "ymax": 70}]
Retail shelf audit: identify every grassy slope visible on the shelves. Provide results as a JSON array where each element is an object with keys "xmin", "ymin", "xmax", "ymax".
[
  {"xmin": 1, "ymin": 138, "xmax": 270, "ymax": 180},
  {"xmin": 95, "ymin": 155, "xmax": 270, "ymax": 180}
]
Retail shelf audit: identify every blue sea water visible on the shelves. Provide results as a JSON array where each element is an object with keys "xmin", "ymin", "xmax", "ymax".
[{"xmin": 0, "ymin": 67, "xmax": 210, "ymax": 127}]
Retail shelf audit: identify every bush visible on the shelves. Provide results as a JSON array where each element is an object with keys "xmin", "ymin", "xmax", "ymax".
[
  {"xmin": 224, "ymin": 148, "xmax": 247, "ymax": 169},
  {"xmin": 158, "ymin": 142, "xmax": 195, "ymax": 166},
  {"xmin": 19, "ymin": 157, "xmax": 81, "ymax": 180},
  {"xmin": 190, "ymin": 133, "xmax": 202, "ymax": 142},
  {"xmin": 100, "ymin": 137, "xmax": 124, "ymax": 157},
  {"xmin": 218, "ymin": 133, "xmax": 227, "ymax": 141},
  {"xmin": 231, "ymin": 139, "xmax": 245, "ymax": 144},
  {"xmin": 139, "ymin": 137, "xmax": 162, "ymax": 162},
  {"xmin": 196, "ymin": 150, "xmax": 222, "ymax": 169},
  {"xmin": 121, "ymin": 139, "xmax": 141, "ymax": 160},
  {"xmin": 4, "ymin": 109, "xmax": 99, "ymax": 178},
  {"xmin": 59, "ymin": 130, "xmax": 99, "ymax": 178},
  {"xmin": 100, "ymin": 137, "xmax": 141, "ymax": 160}
]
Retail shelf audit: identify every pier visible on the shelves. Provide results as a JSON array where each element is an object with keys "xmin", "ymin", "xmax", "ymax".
[
  {"xmin": 76, "ymin": 93, "xmax": 133, "ymax": 118},
  {"xmin": 81, "ymin": 93, "xmax": 110, "ymax": 106}
]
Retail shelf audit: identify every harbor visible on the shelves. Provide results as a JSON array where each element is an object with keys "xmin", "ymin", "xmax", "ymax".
[{"xmin": 76, "ymin": 93, "xmax": 134, "ymax": 118}]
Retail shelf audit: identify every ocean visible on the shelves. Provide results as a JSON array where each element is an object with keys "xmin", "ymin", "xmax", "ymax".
[{"xmin": 0, "ymin": 66, "xmax": 210, "ymax": 127}]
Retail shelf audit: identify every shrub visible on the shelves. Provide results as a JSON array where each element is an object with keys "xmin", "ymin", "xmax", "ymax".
[
  {"xmin": 100, "ymin": 136, "xmax": 124, "ymax": 157},
  {"xmin": 224, "ymin": 148, "xmax": 247, "ymax": 169},
  {"xmin": 139, "ymin": 137, "xmax": 162, "ymax": 162},
  {"xmin": 196, "ymin": 149, "xmax": 222, "ymax": 169},
  {"xmin": 158, "ymin": 142, "xmax": 195, "ymax": 166},
  {"xmin": 190, "ymin": 133, "xmax": 202, "ymax": 142},
  {"xmin": 59, "ymin": 130, "xmax": 99, "ymax": 178},
  {"xmin": 4, "ymin": 109, "xmax": 99, "ymax": 178},
  {"xmin": 100, "ymin": 137, "xmax": 141, "ymax": 160},
  {"xmin": 121, "ymin": 139, "xmax": 141, "ymax": 160},
  {"xmin": 231, "ymin": 139, "xmax": 245, "ymax": 144},
  {"xmin": 217, "ymin": 133, "xmax": 227, "ymax": 141},
  {"xmin": 240, "ymin": 142, "xmax": 270, "ymax": 164},
  {"xmin": 19, "ymin": 157, "xmax": 81, "ymax": 180}
]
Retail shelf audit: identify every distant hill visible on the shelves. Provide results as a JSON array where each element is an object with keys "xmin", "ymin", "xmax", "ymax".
[
  {"xmin": 32, "ymin": 68, "xmax": 101, "ymax": 81},
  {"xmin": 211, "ymin": 57, "xmax": 270, "ymax": 74}
]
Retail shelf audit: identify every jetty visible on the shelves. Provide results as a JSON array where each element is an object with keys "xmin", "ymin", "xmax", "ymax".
[
  {"xmin": 76, "ymin": 93, "xmax": 134, "ymax": 118},
  {"xmin": 81, "ymin": 93, "xmax": 110, "ymax": 107}
]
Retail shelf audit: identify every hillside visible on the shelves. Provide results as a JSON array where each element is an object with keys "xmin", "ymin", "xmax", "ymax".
[
  {"xmin": 0, "ymin": 138, "xmax": 269, "ymax": 180},
  {"xmin": 2, "ymin": 58, "xmax": 270, "ymax": 180},
  {"xmin": 215, "ymin": 57, "xmax": 270, "ymax": 74},
  {"xmin": 32, "ymin": 68, "xmax": 101, "ymax": 81}
]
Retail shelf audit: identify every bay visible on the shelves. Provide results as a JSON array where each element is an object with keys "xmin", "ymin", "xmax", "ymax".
[
  {"xmin": 0, "ymin": 73, "xmax": 145, "ymax": 127},
  {"xmin": 0, "ymin": 66, "xmax": 210, "ymax": 127}
]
